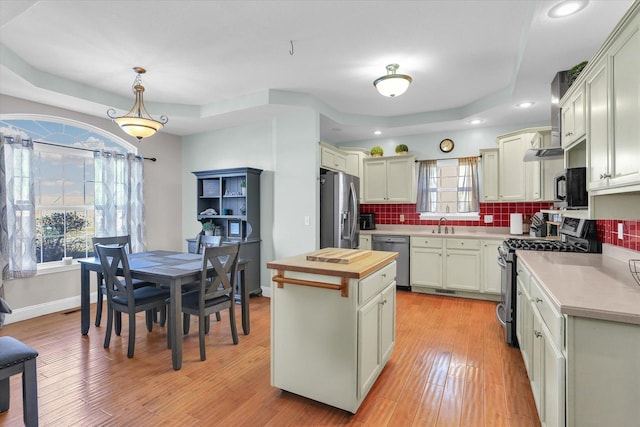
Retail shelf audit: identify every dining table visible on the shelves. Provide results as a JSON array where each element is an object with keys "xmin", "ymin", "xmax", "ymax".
[{"xmin": 78, "ymin": 250, "xmax": 251, "ymax": 370}]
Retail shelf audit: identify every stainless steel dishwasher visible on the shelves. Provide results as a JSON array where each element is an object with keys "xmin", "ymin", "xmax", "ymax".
[{"xmin": 372, "ymin": 235, "xmax": 410, "ymax": 290}]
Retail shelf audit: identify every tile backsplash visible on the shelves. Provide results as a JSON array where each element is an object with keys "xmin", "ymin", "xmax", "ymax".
[{"xmin": 361, "ymin": 202, "xmax": 640, "ymax": 251}]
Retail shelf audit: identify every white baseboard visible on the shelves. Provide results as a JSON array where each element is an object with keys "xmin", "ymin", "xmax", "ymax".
[{"xmin": 3, "ymin": 292, "xmax": 97, "ymax": 325}]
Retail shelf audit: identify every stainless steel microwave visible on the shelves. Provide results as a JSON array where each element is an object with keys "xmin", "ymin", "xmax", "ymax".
[{"xmin": 554, "ymin": 167, "xmax": 588, "ymax": 209}]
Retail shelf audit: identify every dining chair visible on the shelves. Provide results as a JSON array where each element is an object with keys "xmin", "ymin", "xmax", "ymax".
[
  {"xmin": 172, "ymin": 243, "xmax": 241, "ymax": 361},
  {"xmin": 92, "ymin": 235, "xmax": 163, "ymax": 328},
  {"xmin": 95, "ymin": 243, "xmax": 170, "ymax": 358},
  {"xmin": 183, "ymin": 233, "xmax": 224, "ymax": 334}
]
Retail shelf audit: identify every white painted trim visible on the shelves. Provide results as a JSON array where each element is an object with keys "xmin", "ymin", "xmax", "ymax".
[{"xmin": 2, "ymin": 292, "xmax": 97, "ymax": 325}]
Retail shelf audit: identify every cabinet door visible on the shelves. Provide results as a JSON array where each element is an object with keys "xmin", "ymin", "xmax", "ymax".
[
  {"xmin": 499, "ymin": 135, "xmax": 526, "ymax": 201},
  {"xmin": 561, "ymin": 102, "xmax": 575, "ymax": 148},
  {"xmin": 345, "ymin": 152, "xmax": 360, "ymax": 178},
  {"xmin": 379, "ymin": 283, "xmax": 395, "ymax": 364},
  {"xmin": 445, "ymin": 249, "xmax": 480, "ymax": 291},
  {"xmin": 386, "ymin": 157, "xmax": 415, "ymax": 202},
  {"xmin": 516, "ymin": 281, "xmax": 532, "ymax": 376},
  {"xmin": 481, "ymin": 241, "xmax": 501, "ymax": 293},
  {"xmin": 410, "ymin": 247, "xmax": 443, "ymax": 289},
  {"xmin": 531, "ymin": 308, "xmax": 544, "ymax": 419},
  {"xmin": 359, "ymin": 235, "xmax": 371, "ymax": 250},
  {"xmin": 542, "ymin": 330, "xmax": 566, "ymax": 427},
  {"xmin": 481, "ymin": 149, "xmax": 499, "ymax": 201},
  {"xmin": 609, "ymin": 23, "xmax": 640, "ymax": 189},
  {"xmin": 321, "ymin": 146, "xmax": 347, "ymax": 172},
  {"xmin": 363, "ymin": 159, "xmax": 388, "ymax": 202},
  {"xmin": 587, "ymin": 59, "xmax": 610, "ymax": 191},
  {"xmin": 572, "ymin": 89, "xmax": 586, "ymax": 143},
  {"xmin": 358, "ymin": 295, "xmax": 381, "ymax": 398}
]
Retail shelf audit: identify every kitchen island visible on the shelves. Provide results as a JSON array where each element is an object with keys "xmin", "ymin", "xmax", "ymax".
[{"xmin": 267, "ymin": 248, "xmax": 398, "ymax": 413}]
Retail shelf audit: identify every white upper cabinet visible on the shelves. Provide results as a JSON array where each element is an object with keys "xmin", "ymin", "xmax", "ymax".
[
  {"xmin": 363, "ymin": 155, "xmax": 415, "ymax": 203},
  {"xmin": 480, "ymin": 148, "xmax": 499, "ymax": 202},
  {"xmin": 498, "ymin": 133, "xmax": 527, "ymax": 201},
  {"xmin": 320, "ymin": 143, "xmax": 348, "ymax": 172},
  {"xmin": 561, "ymin": 85, "xmax": 586, "ymax": 149},
  {"xmin": 586, "ymin": 8, "xmax": 640, "ymax": 194}
]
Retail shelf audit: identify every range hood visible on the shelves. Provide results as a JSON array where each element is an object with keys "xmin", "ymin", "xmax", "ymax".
[
  {"xmin": 523, "ymin": 70, "xmax": 569, "ymax": 162},
  {"xmin": 523, "ymin": 145, "xmax": 564, "ymax": 162}
]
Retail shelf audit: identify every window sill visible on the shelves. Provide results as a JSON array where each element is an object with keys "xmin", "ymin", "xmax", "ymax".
[
  {"xmin": 36, "ymin": 261, "xmax": 80, "ymax": 276},
  {"xmin": 419, "ymin": 213, "xmax": 480, "ymax": 221}
]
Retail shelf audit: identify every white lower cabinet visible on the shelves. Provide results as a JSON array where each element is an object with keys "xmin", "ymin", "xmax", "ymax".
[
  {"xmin": 444, "ymin": 239, "xmax": 480, "ymax": 291},
  {"xmin": 481, "ymin": 240, "xmax": 501, "ymax": 294},
  {"xmin": 515, "ymin": 265, "xmax": 532, "ymax": 375},
  {"xmin": 359, "ymin": 234, "xmax": 371, "ymax": 250},
  {"xmin": 358, "ymin": 282, "xmax": 395, "ymax": 397},
  {"xmin": 410, "ymin": 237, "xmax": 443, "ymax": 289}
]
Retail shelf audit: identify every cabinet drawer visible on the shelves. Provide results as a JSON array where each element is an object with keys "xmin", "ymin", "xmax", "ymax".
[
  {"xmin": 410, "ymin": 236, "xmax": 443, "ymax": 249},
  {"xmin": 446, "ymin": 238, "xmax": 480, "ymax": 250},
  {"xmin": 530, "ymin": 276, "xmax": 563, "ymax": 349},
  {"xmin": 359, "ymin": 261, "xmax": 396, "ymax": 305}
]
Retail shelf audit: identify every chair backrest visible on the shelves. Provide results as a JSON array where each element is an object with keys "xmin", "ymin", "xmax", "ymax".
[
  {"xmin": 94, "ymin": 244, "xmax": 135, "ymax": 303},
  {"xmin": 195, "ymin": 234, "xmax": 223, "ymax": 254},
  {"xmin": 199, "ymin": 243, "xmax": 240, "ymax": 305},
  {"xmin": 92, "ymin": 235, "xmax": 132, "ymax": 254}
]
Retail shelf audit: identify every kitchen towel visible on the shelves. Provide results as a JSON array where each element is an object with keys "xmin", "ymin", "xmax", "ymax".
[{"xmin": 510, "ymin": 213, "xmax": 523, "ymax": 235}]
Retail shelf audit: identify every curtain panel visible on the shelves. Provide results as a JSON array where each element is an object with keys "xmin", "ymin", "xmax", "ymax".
[
  {"xmin": 458, "ymin": 156, "xmax": 479, "ymax": 213},
  {"xmin": 416, "ymin": 160, "xmax": 438, "ymax": 213},
  {"xmin": 94, "ymin": 151, "xmax": 145, "ymax": 252}
]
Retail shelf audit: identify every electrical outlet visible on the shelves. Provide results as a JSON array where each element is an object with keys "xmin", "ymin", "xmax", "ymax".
[
  {"xmin": 618, "ymin": 222, "xmax": 624, "ymax": 240},
  {"xmin": 399, "ymin": 214, "xmax": 405, "ymax": 222},
  {"xmin": 304, "ymin": 216, "xmax": 310, "ymax": 226},
  {"xmin": 484, "ymin": 215, "xmax": 493, "ymax": 224}
]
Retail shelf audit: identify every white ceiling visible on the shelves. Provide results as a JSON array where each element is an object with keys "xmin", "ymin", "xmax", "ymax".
[{"xmin": 0, "ymin": 0, "xmax": 634, "ymax": 143}]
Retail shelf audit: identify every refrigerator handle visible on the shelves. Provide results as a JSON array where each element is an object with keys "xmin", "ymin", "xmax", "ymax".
[{"xmin": 349, "ymin": 181, "xmax": 358, "ymax": 242}]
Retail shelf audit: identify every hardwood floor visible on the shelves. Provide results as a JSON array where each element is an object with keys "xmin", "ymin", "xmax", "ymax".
[{"xmin": 0, "ymin": 291, "xmax": 540, "ymax": 426}]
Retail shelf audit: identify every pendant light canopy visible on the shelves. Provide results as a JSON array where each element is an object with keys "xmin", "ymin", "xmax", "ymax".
[
  {"xmin": 373, "ymin": 64, "xmax": 412, "ymax": 97},
  {"xmin": 107, "ymin": 67, "xmax": 168, "ymax": 140}
]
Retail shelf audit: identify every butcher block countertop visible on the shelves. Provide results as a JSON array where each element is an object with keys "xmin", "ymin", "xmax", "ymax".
[
  {"xmin": 517, "ymin": 250, "xmax": 640, "ymax": 325},
  {"xmin": 267, "ymin": 248, "xmax": 398, "ymax": 279}
]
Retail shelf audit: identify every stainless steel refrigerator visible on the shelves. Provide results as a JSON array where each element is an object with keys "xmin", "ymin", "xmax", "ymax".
[{"xmin": 320, "ymin": 170, "xmax": 360, "ymax": 249}]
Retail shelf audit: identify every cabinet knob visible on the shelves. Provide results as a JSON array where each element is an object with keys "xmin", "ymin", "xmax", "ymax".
[
  {"xmin": 535, "ymin": 298, "xmax": 543, "ymax": 304},
  {"xmin": 517, "ymin": 291, "xmax": 522, "ymax": 295},
  {"xmin": 534, "ymin": 331, "xmax": 542, "ymax": 338},
  {"xmin": 381, "ymin": 273, "xmax": 386, "ymax": 278}
]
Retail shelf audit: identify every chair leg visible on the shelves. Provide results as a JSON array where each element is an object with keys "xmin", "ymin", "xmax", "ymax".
[
  {"xmin": 199, "ymin": 314, "xmax": 207, "ymax": 361},
  {"xmin": 205, "ymin": 315, "xmax": 211, "ymax": 334},
  {"xmin": 215, "ymin": 312, "xmax": 221, "ymax": 322},
  {"xmin": 0, "ymin": 377, "xmax": 9, "ymax": 412},
  {"xmin": 166, "ymin": 309, "xmax": 172, "ymax": 349},
  {"xmin": 229, "ymin": 306, "xmax": 239, "ymax": 345},
  {"xmin": 145, "ymin": 310, "xmax": 154, "ymax": 332},
  {"xmin": 159, "ymin": 305, "xmax": 167, "ymax": 327},
  {"xmin": 22, "ymin": 358, "xmax": 39, "ymax": 427},
  {"xmin": 115, "ymin": 312, "xmax": 122, "ymax": 336},
  {"xmin": 104, "ymin": 307, "xmax": 114, "ymax": 349},
  {"xmin": 183, "ymin": 313, "xmax": 190, "ymax": 335},
  {"xmin": 95, "ymin": 285, "xmax": 103, "ymax": 327},
  {"xmin": 128, "ymin": 313, "xmax": 136, "ymax": 358}
]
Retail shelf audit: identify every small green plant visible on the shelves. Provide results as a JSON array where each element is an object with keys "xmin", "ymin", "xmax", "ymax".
[
  {"xmin": 370, "ymin": 146, "xmax": 384, "ymax": 157},
  {"xmin": 568, "ymin": 61, "xmax": 588, "ymax": 87},
  {"xmin": 395, "ymin": 144, "xmax": 409, "ymax": 154},
  {"xmin": 201, "ymin": 221, "xmax": 214, "ymax": 232}
]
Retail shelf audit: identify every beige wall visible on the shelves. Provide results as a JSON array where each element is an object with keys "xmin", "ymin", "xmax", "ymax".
[{"xmin": 0, "ymin": 95, "xmax": 183, "ymax": 322}]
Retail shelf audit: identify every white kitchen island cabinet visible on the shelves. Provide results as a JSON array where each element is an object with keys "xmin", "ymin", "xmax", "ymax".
[{"xmin": 267, "ymin": 249, "xmax": 398, "ymax": 413}]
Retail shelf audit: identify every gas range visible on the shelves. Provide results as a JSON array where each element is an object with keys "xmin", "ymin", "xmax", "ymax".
[{"xmin": 505, "ymin": 238, "xmax": 585, "ymax": 252}]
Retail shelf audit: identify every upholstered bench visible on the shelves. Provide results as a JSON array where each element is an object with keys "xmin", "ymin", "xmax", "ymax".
[{"xmin": 0, "ymin": 336, "xmax": 39, "ymax": 427}]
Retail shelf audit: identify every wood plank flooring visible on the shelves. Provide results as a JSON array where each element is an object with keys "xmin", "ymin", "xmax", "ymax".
[{"xmin": 0, "ymin": 291, "xmax": 540, "ymax": 426}]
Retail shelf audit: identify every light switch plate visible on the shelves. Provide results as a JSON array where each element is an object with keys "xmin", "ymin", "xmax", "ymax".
[
  {"xmin": 618, "ymin": 223, "xmax": 624, "ymax": 240},
  {"xmin": 484, "ymin": 215, "xmax": 493, "ymax": 223},
  {"xmin": 399, "ymin": 214, "xmax": 405, "ymax": 222}
]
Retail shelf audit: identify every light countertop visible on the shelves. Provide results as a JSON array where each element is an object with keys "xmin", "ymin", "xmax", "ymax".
[
  {"xmin": 517, "ymin": 250, "xmax": 640, "ymax": 325},
  {"xmin": 360, "ymin": 224, "xmax": 518, "ymax": 240}
]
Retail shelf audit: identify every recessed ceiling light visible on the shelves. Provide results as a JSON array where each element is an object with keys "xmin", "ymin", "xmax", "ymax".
[
  {"xmin": 516, "ymin": 101, "xmax": 535, "ymax": 108},
  {"xmin": 548, "ymin": 1, "xmax": 589, "ymax": 18},
  {"xmin": 468, "ymin": 119, "xmax": 483, "ymax": 125},
  {"xmin": 374, "ymin": 130, "xmax": 382, "ymax": 135}
]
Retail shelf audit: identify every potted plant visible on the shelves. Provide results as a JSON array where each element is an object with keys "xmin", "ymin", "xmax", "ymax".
[
  {"xmin": 395, "ymin": 144, "xmax": 409, "ymax": 155},
  {"xmin": 370, "ymin": 146, "xmax": 384, "ymax": 157},
  {"xmin": 240, "ymin": 178, "xmax": 247, "ymax": 195},
  {"xmin": 202, "ymin": 221, "xmax": 215, "ymax": 236},
  {"xmin": 568, "ymin": 61, "xmax": 588, "ymax": 87}
]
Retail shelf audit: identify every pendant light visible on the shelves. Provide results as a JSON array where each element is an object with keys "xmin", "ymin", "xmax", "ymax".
[
  {"xmin": 107, "ymin": 67, "xmax": 168, "ymax": 140},
  {"xmin": 373, "ymin": 64, "xmax": 412, "ymax": 97}
]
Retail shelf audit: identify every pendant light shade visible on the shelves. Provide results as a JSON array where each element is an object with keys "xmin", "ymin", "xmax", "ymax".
[
  {"xmin": 373, "ymin": 64, "xmax": 412, "ymax": 97},
  {"xmin": 107, "ymin": 67, "xmax": 168, "ymax": 140}
]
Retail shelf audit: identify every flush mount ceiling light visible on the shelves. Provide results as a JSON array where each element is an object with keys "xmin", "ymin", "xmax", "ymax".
[
  {"xmin": 516, "ymin": 101, "xmax": 535, "ymax": 108},
  {"xmin": 373, "ymin": 64, "xmax": 413, "ymax": 97},
  {"xmin": 548, "ymin": 0, "xmax": 589, "ymax": 18},
  {"xmin": 468, "ymin": 119, "xmax": 484, "ymax": 125},
  {"xmin": 107, "ymin": 67, "xmax": 168, "ymax": 140}
]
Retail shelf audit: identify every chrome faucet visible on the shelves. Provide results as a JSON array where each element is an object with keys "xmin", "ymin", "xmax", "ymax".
[{"xmin": 438, "ymin": 217, "xmax": 447, "ymax": 234}]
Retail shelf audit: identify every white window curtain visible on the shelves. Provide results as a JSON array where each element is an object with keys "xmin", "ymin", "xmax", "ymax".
[
  {"xmin": 0, "ymin": 134, "xmax": 37, "ymax": 280},
  {"xmin": 416, "ymin": 160, "xmax": 438, "ymax": 213},
  {"xmin": 458, "ymin": 156, "xmax": 479, "ymax": 213},
  {"xmin": 94, "ymin": 151, "xmax": 145, "ymax": 252}
]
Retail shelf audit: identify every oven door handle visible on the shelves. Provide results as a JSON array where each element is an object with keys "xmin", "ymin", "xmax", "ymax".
[
  {"xmin": 497, "ymin": 256, "xmax": 507, "ymax": 269},
  {"xmin": 496, "ymin": 303, "xmax": 507, "ymax": 326}
]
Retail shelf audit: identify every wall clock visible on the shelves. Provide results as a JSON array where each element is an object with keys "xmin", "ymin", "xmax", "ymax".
[{"xmin": 439, "ymin": 138, "xmax": 454, "ymax": 153}]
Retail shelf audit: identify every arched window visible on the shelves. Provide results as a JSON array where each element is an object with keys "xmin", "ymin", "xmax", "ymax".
[{"xmin": 1, "ymin": 114, "xmax": 139, "ymax": 264}]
